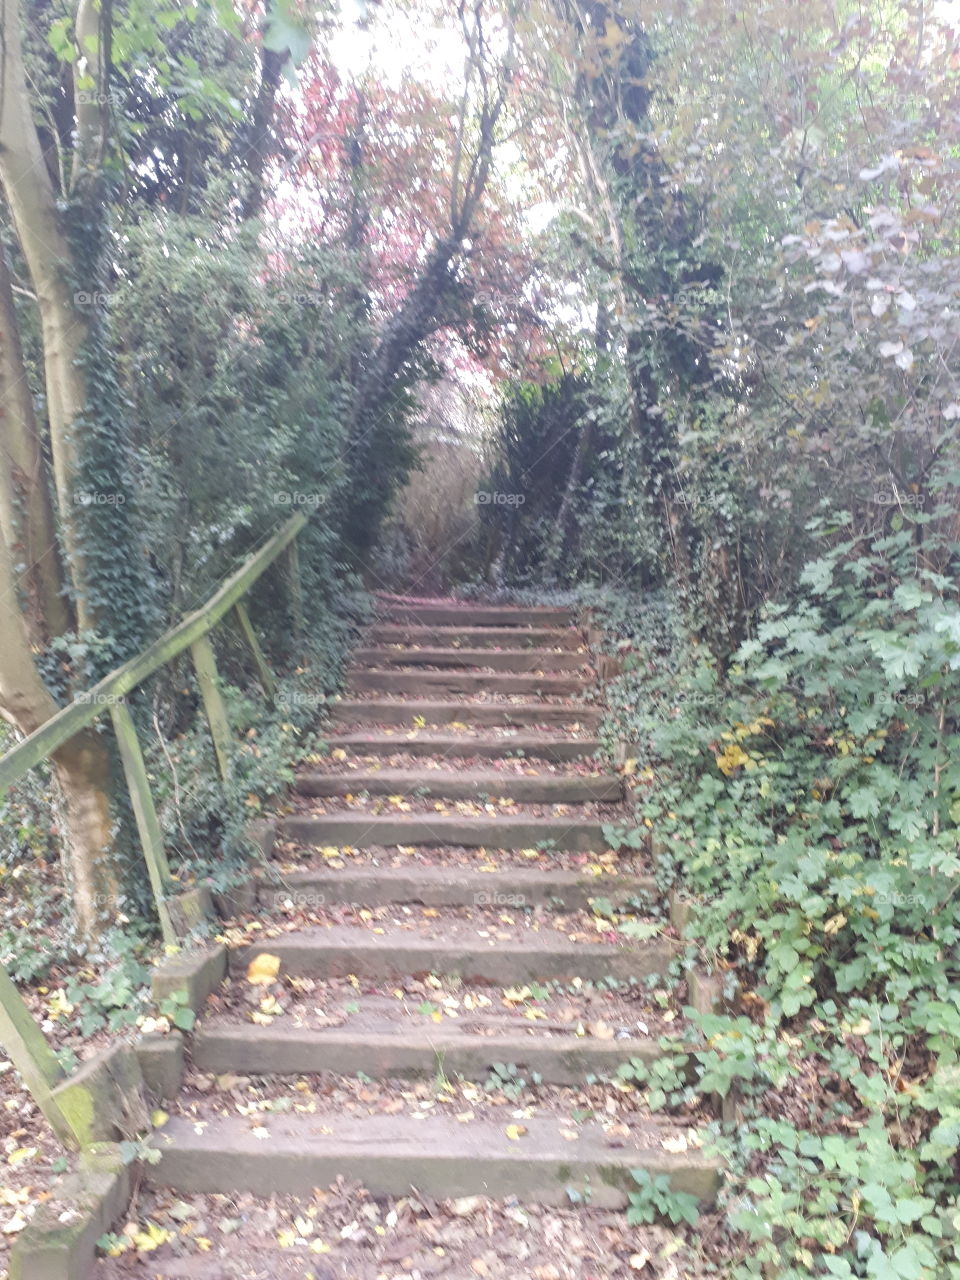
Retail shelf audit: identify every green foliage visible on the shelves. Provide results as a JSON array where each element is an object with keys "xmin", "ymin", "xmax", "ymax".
[
  {"xmin": 604, "ymin": 488, "xmax": 960, "ymax": 1274},
  {"xmin": 626, "ymin": 1169, "xmax": 700, "ymax": 1228}
]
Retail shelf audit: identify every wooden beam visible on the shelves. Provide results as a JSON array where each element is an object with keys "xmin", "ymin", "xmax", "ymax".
[
  {"xmin": 190, "ymin": 634, "xmax": 233, "ymax": 781},
  {"xmin": 0, "ymin": 513, "xmax": 307, "ymax": 790},
  {"xmin": 285, "ymin": 540, "xmax": 304, "ymax": 641},
  {"xmin": 0, "ymin": 966, "xmax": 77, "ymax": 1147},
  {"xmin": 232, "ymin": 602, "xmax": 276, "ymax": 701},
  {"xmin": 109, "ymin": 701, "xmax": 177, "ymax": 945}
]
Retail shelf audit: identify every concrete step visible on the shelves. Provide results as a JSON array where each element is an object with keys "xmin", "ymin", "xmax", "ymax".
[
  {"xmin": 296, "ymin": 769, "xmax": 622, "ymax": 803},
  {"xmin": 377, "ymin": 602, "xmax": 575, "ymax": 627},
  {"xmin": 192, "ymin": 1022, "xmax": 664, "ymax": 1085},
  {"xmin": 149, "ymin": 1111, "xmax": 720, "ymax": 1206},
  {"xmin": 230, "ymin": 926, "xmax": 677, "ymax": 985},
  {"xmin": 353, "ymin": 646, "xmax": 589, "ymax": 671},
  {"xmin": 324, "ymin": 733, "xmax": 602, "ymax": 762},
  {"xmin": 368, "ymin": 624, "xmax": 583, "ymax": 649},
  {"xmin": 347, "ymin": 670, "xmax": 591, "ymax": 697},
  {"xmin": 257, "ymin": 864, "xmax": 652, "ymax": 911},
  {"xmin": 279, "ymin": 813, "xmax": 609, "ymax": 852},
  {"xmin": 331, "ymin": 699, "xmax": 602, "ymax": 729}
]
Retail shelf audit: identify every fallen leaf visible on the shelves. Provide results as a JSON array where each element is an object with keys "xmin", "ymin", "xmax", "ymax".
[
  {"xmin": 505, "ymin": 1124, "xmax": 527, "ymax": 1141},
  {"xmin": 246, "ymin": 953, "xmax": 281, "ymax": 985},
  {"xmin": 451, "ymin": 1196, "xmax": 483, "ymax": 1216}
]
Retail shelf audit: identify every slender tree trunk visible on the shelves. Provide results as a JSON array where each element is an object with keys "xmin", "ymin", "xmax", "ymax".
[
  {"xmin": 0, "ymin": 0, "xmax": 93, "ymax": 629},
  {"xmin": 0, "ymin": 251, "xmax": 72, "ymax": 642},
  {"xmin": 0, "ymin": 0, "xmax": 122, "ymax": 941}
]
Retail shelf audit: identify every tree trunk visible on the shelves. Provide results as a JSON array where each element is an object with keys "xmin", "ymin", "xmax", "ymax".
[
  {"xmin": 0, "ymin": 521, "xmax": 116, "ymax": 939},
  {"xmin": 0, "ymin": 0, "xmax": 93, "ymax": 629},
  {"xmin": 0, "ymin": 250, "xmax": 72, "ymax": 642}
]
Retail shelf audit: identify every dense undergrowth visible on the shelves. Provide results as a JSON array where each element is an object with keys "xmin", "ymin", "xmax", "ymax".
[{"xmin": 599, "ymin": 506, "xmax": 960, "ymax": 1277}]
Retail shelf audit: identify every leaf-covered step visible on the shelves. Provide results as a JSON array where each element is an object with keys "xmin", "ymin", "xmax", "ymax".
[
  {"xmin": 330, "ymin": 699, "xmax": 603, "ymax": 729},
  {"xmin": 347, "ymin": 669, "xmax": 592, "ymax": 697},
  {"xmin": 323, "ymin": 732, "xmax": 602, "ymax": 761},
  {"xmin": 278, "ymin": 812, "xmax": 610, "ymax": 852},
  {"xmin": 295, "ymin": 768, "xmax": 622, "ymax": 803},
  {"xmin": 256, "ymin": 863, "xmax": 652, "ymax": 911},
  {"xmin": 149, "ymin": 1110, "xmax": 718, "ymax": 1207},
  {"xmin": 228, "ymin": 922, "xmax": 677, "ymax": 985},
  {"xmin": 353, "ymin": 646, "xmax": 590, "ymax": 671},
  {"xmin": 367, "ymin": 623, "xmax": 583, "ymax": 649}
]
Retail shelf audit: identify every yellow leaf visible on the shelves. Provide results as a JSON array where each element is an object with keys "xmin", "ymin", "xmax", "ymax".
[
  {"xmin": 330, "ymin": 748, "xmax": 347, "ymax": 761},
  {"xmin": 246, "ymin": 953, "xmax": 281, "ymax": 985},
  {"xmin": 6, "ymin": 1148, "xmax": 36, "ymax": 1167},
  {"xmin": 505, "ymin": 1124, "xmax": 527, "ymax": 1141},
  {"xmin": 621, "ymin": 758, "xmax": 637, "ymax": 776},
  {"xmin": 309, "ymin": 1239, "xmax": 332, "ymax": 1254},
  {"xmin": 196, "ymin": 1237, "xmax": 212, "ymax": 1251},
  {"xmin": 151, "ymin": 1109, "xmax": 169, "ymax": 1129},
  {"xmin": 132, "ymin": 1221, "xmax": 172, "ymax": 1253},
  {"xmin": 502, "ymin": 986, "xmax": 531, "ymax": 1004},
  {"xmin": 277, "ymin": 1228, "xmax": 297, "ymax": 1248}
]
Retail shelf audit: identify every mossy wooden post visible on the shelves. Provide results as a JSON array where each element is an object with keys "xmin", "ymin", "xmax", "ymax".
[
  {"xmin": 0, "ymin": 966, "xmax": 78, "ymax": 1146},
  {"xmin": 285, "ymin": 540, "xmax": 304, "ymax": 642},
  {"xmin": 233, "ymin": 602, "xmax": 275, "ymax": 701},
  {"xmin": 190, "ymin": 634, "xmax": 233, "ymax": 781},
  {"xmin": 109, "ymin": 701, "xmax": 177, "ymax": 945}
]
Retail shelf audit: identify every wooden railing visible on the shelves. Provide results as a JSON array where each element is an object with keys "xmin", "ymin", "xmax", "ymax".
[{"xmin": 0, "ymin": 513, "xmax": 308, "ymax": 1140}]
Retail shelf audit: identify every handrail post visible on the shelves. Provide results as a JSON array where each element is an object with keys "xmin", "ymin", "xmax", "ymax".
[
  {"xmin": 285, "ymin": 540, "xmax": 304, "ymax": 642},
  {"xmin": 0, "ymin": 966, "xmax": 77, "ymax": 1147},
  {"xmin": 189, "ymin": 634, "xmax": 233, "ymax": 781},
  {"xmin": 109, "ymin": 701, "xmax": 177, "ymax": 945},
  {"xmin": 232, "ymin": 602, "xmax": 276, "ymax": 701}
]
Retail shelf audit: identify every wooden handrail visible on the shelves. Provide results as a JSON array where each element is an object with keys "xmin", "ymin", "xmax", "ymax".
[{"xmin": 0, "ymin": 512, "xmax": 306, "ymax": 790}]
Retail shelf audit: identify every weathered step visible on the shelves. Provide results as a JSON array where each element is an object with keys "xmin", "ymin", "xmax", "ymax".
[
  {"xmin": 296, "ymin": 769, "xmax": 622, "ymax": 803},
  {"xmin": 279, "ymin": 813, "xmax": 608, "ymax": 852},
  {"xmin": 354, "ymin": 646, "xmax": 589, "ymax": 671},
  {"xmin": 378, "ymin": 603, "xmax": 574, "ymax": 627},
  {"xmin": 193, "ymin": 1023, "xmax": 663, "ymax": 1084},
  {"xmin": 325, "ymin": 733, "xmax": 602, "ymax": 762},
  {"xmin": 332, "ymin": 699, "xmax": 602, "ymax": 729},
  {"xmin": 231, "ymin": 926, "xmax": 677, "ymax": 984},
  {"xmin": 258, "ymin": 865, "xmax": 651, "ymax": 911},
  {"xmin": 150, "ymin": 1111, "xmax": 720, "ymax": 1206},
  {"xmin": 368, "ymin": 624, "xmax": 583, "ymax": 649},
  {"xmin": 348, "ymin": 669, "xmax": 591, "ymax": 697}
]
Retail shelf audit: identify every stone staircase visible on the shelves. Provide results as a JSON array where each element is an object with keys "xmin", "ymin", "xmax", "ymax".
[{"xmin": 147, "ymin": 597, "xmax": 719, "ymax": 1209}]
